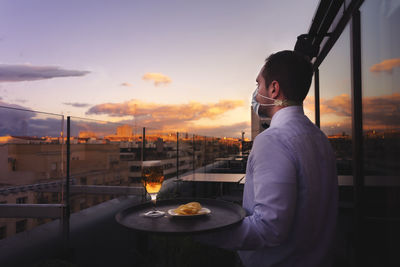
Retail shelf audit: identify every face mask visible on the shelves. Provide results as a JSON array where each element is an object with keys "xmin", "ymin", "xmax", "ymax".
[
  {"xmin": 251, "ymin": 87, "xmax": 300, "ymax": 118},
  {"xmin": 251, "ymin": 87, "xmax": 282, "ymax": 118},
  {"xmin": 252, "ymin": 88, "xmax": 268, "ymax": 118}
]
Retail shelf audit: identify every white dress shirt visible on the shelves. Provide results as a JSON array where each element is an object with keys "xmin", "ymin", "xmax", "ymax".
[{"xmin": 199, "ymin": 106, "xmax": 338, "ymax": 267}]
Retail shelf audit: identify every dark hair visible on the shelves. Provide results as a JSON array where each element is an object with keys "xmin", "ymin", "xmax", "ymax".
[{"xmin": 262, "ymin": 50, "xmax": 313, "ymax": 102}]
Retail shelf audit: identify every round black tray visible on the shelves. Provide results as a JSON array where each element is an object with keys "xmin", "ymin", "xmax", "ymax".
[{"xmin": 115, "ymin": 198, "xmax": 246, "ymax": 235}]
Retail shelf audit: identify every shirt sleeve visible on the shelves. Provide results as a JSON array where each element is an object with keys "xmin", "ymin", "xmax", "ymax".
[{"xmin": 196, "ymin": 134, "xmax": 298, "ymax": 250}]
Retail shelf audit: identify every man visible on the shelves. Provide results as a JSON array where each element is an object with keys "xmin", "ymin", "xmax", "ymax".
[{"xmin": 199, "ymin": 50, "xmax": 338, "ymax": 267}]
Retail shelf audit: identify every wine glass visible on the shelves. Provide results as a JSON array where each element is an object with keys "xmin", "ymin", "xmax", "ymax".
[{"xmin": 141, "ymin": 160, "xmax": 165, "ymax": 217}]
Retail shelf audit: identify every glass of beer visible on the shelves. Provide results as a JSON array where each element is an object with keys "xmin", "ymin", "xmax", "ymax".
[{"xmin": 141, "ymin": 160, "xmax": 165, "ymax": 217}]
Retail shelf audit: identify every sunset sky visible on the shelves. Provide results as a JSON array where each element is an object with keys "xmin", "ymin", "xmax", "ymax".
[
  {"xmin": 0, "ymin": 0, "xmax": 319, "ymax": 138},
  {"xmin": 1, "ymin": 0, "xmax": 398, "ymax": 138}
]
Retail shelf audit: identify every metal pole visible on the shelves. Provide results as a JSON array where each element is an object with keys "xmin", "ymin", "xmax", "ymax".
[
  {"xmin": 192, "ymin": 134, "xmax": 195, "ymax": 173},
  {"xmin": 241, "ymin": 131, "xmax": 245, "ymax": 155},
  {"xmin": 142, "ymin": 127, "xmax": 145, "ymax": 161},
  {"xmin": 176, "ymin": 132, "xmax": 179, "ymax": 178},
  {"xmin": 314, "ymin": 69, "xmax": 320, "ymax": 128},
  {"xmin": 351, "ymin": 10, "xmax": 364, "ymax": 267},
  {"xmin": 64, "ymin": 116, "xmax": 71, "ymax": 254},
  {"xmin": 60, "ymin": 115, "xmax": 65, "ymax": 186},
  {"xmin": 204, "ymin": 136, "xmax": 207, "ymax": 173},
  {"xmin": 211, "ymin": 137, "xmax": 214, "ymax": 164}
]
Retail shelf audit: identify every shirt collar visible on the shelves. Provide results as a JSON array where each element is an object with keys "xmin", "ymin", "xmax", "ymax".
[{"xmin": 270, "ymin": 106, "xmax": 304, "ymax": 128}]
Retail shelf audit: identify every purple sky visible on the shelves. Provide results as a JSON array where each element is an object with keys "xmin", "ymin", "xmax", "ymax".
[{"xmin": 0, "ymin": 0, "xmax": 321, "ymax": 137}]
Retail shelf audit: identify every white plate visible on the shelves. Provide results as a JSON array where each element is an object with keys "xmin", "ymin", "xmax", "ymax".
[{"xmin": 168, "ymin": 207, "xmax": 211, "ymax": 217}]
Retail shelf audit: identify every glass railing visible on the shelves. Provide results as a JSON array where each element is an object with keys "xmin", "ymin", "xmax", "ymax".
[
  {"xmin": 68, "ymin": 117, "xmax": 135, "ymax": 213},
  {"xmin": 0, "ymin": 105, "xmax": 65, "ymax": 238},
  {"xmin": 0, "ymin": 106, "xmax": 245, "ymax": 240}
]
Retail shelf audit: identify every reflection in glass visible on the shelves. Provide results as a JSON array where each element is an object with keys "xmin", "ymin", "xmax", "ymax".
[
  {"xmin": 304, "ymin": 78, "xmax": 315, "ymax": 124},
  {"xmin": 361, "ymin": 1, "xmax": 400, "ymax": 176},
  {"xmin": 319, "ymin": 25, "xmax": 352, "ymax": 175}
]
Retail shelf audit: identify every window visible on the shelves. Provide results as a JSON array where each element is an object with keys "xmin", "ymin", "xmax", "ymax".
[
  {"xmin": 8, "ymin": 158, "xmax": 16, "ymax": 171},
  {"xmin": 79, "ymin": 198, "xmax": 87, "ymax": 210},
  {"xmin": 130, "ymin": 165, "xmax": 141, "ymax": 172},
  {"xmin": 16, "ymin": 197, "xmax": 27, "ymax": 204},
  {"xmin": 80, "ymin": 177, "xmax": 87, "ymax": 185},
  {"xmin": 361, "ymin": 1, "xmax": 400, "ymax": 177},
  {"xmin": 129, "ymin": 177, "xmax": 141, "ymax": 183},
  {"xmin": 16, "ymin": 220, "xmax": 27, "ymax": 233},
  {"xmin": 319, "ymin": 24, "xmax": 352, "ymax": 176},
  {"xmin": 37, "ymin": 194, "xmax": 49, "ymax": 204},
  {"xmin": 70, "ymin": 199, "xmax": 75, "ymax": 213},
  {"xmin": 0, "ymin": 201, "xmax": 6, "ymax": 204},
  {"xmin": 0, "ymin": 226, "xmax": 6, "ymax": 239},
  {"xmin": 51, "ymin": 162, "xmax": 57, "ymax": 171},
  {"xmin": 51, "ymin": 193, "xmax": 58, "ymax": 203},
  {"xmin": 79, "ymin": 203, "xmax": 87, "ymax": 210},
  {"xmin": 92, "ymin": 196, "xmax": 99, "ymax": 205}
]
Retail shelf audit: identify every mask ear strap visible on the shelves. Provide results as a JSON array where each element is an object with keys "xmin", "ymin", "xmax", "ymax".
[
  {"xmin": 258, "ymin": 94, "xmax": 275, "ymax": 101},
  {"xmin": 259, "ymin": 103, "xmax": 276, "ymax": 107},
  {"xmin": 280, "ymin": 100, "xmax": 303, "ymax": 107}
]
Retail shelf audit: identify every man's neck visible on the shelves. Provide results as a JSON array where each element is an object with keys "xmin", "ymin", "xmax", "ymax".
[{"xmin": 270, "ymin": 102, "xmax": 303, "ymax": 118}]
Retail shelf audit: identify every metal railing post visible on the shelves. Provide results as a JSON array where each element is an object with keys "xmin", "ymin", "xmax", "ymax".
[
  {"xmin": 351, "ymin": 10, "xmax": 364, "ymax": 267},
  {"xmin": 192, "ymin": 134, "xmax": 195, "ymax": 173},
  {"xmin": 142, "ymin": 127, "xmax": 145, "ymax": 161},
  {"xmin": 176, "ymin": 132, "xmax": 179, "ymax": 178},
  {"xmin": 314, "ymin": 68, "xmax": 320, "ymax": 128},
  {"xmin": 204, "ymin": 136, "xmax": 207, "ymax": 173},
  {"xmin": 63, "ymin": 116, "xmax": 71, "ymax": 254}
]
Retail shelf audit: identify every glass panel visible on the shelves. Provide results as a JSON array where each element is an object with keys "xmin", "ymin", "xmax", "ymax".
[
  {"xmin": 204, "ymin": 136, "xmax": 215, "ymax": 171},
  {"xmin": 361, "ymin": 1, "xmax": 400, "ymax": 177},
  {"xmin": 144, "ymin": 129, "xmax": 178, "ymax": 179},
  {"xmin": 304, "ymin": 78, "xmax": 315, "ymax": 124},
  {"xmin": 199, "ymin": 135, "xmax": 208, "ymax": 171},
  {"xmin": 360, "ymin": 2, "xmax": 400, "ymax": 264},
  {"xmin": 0, "ymin": 106, "xmax": 64, "ymax": 239},
  {"xmin": 193, "ymin": 135, "xmax": 205, "ymax": 172},
  {"xmin": 319, "ymin": 25, "xmax": 352, "ymax": 176},
  {"xmin": 68, "ymin": 117, "xmax": 132, "ymax": 213},
  {"xmin": 178, "ymin": 132, "xmax": 194, "ymax": 177}
]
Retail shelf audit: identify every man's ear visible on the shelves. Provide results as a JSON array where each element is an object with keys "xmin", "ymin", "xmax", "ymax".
[{"xmin": 270, "ymin": 81, "xmax": 280, "ymax": 98}]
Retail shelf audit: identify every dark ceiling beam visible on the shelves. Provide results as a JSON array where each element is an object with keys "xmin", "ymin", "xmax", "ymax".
[
  {"xmin": 311, "ymin": 0, "xmax": 344, "ymax": 47},
  {"xmin": 313, "ymin": 0, "xmax": 364, "ymax": 69}
]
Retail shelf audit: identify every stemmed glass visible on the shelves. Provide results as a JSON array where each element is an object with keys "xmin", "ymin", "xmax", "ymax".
[{"xmin": 141, "ymin": 160, "xmax": 165, "ymax": 217}]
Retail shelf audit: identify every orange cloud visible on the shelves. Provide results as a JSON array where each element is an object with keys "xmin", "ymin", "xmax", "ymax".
[
  {"xmin": 304, "ymin": 94, "xmax": 352, "ymax": 117},
  {"xmin": 187, "ymin": 121, "xmax": 250, "ymax": 137},
  {"xmin": 362, "ymin": 93, "xmax": 400, "ymax": 129},
  {"xmin": 321, "ymin": 94, "xmax": 352, "ymax": 117},
  {"xmin": 142, "ymin": 72, "xmax": 172, "ymax": 86},
  {"xmin": 86, "ymin": 99, "xmax": 244, "ymax": 122},
  {"xmin": 85, "ymin": 99, "xmax": 246, "ymax": 137},
  {"xmin": 370, "ymin": 58, "xmax": 400, "ymax": 74},
  {"xmin": 306, "ymin": 93, "xmax": 400, "ymax": 134}
]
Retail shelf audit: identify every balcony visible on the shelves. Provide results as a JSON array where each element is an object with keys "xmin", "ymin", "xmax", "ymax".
[
  {"xmin": 1, "ymin": 101, "xmax": 400, "ymax": 266},
  {"xmin": 0, "ymin": 106, "xmax": 251, "ymax": 266},
  {"xmin": 1, "ymin": 1, "xmax": 400, "ymax": 264}
]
